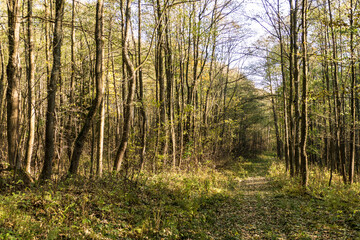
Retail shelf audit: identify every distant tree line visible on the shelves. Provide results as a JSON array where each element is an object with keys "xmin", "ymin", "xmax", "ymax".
[
  {"xmin": 260, "ymin": 0, "xmax": 360, "ymax": 185},
  {"xmin": 0, "ymin": 0, "xmax": 271, "ymax": 182}
]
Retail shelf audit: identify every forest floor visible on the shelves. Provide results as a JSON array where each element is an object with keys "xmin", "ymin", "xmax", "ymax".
[{"xmin": 1, "ymin": 153, "xmax": 360, "ymax": 239}]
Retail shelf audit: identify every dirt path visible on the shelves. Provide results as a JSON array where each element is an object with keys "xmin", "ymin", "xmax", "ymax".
[
  {"xmin": 238, "ymin": 176, "xmax": 282, "ymax": 238},
  {"xmin": 212, "ymin": 156, "xmax": 360, "ymax": 239},
  {"xmin": 212, "ymin": 175, "xmax": 287, "ymax": 239},
  {"xmin": 1, "ymin": 154, "xmax": 359, "ymax": 239}
]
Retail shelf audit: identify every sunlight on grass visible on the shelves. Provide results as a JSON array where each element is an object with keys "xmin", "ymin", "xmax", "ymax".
[
  {"xmin": 0, "ymin": 165, "xmax": 245, "ymax": 239},
  {"xmin": 268, "ymin": 160, "xmax": 360, "ymax": 238},
  {"xmin": 1, "ymin": 154, "xmax": 360, "ymax": 239}
]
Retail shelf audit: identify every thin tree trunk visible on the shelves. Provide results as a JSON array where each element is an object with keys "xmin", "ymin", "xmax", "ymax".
[
  {"xmin": 277, "ymin": 2, "xmax": 290, "ymax": 170},
  {"xmin": 327, "ymin": 0, "xmax": 346, "ymax": 184},
  {"xmin": 349, "ymin": 0, "xmax": 355, "ymax": 184},
  {"xmin": 68, "ymin": 0, "xmax": 104, "ymax": 175},
  {"xmin": 0, "ymin": 41, "xmax": 5, "ymax": 117},
  {"xmin": 25, "ymin": 0, "xmax": 36, "ymax": 175},
  {"xmin": 268, "ymin": 71, "xmax": 282, "ymax": 160},
  {"xmin": 109, "ymin": 21, "xmax": 121, "ymax": 145},
  {"xmin": 90, "ymin": 123, "xmax": 95, "ymax": 178},
  {"xmin": 96, "ymin": 97, "xmax": 105, "ymax": 177},
  {"xmin": 164, "ymin": 10, "xmax": 176, "ymax": 168},
  {"xmin": 292, "ymin": 0, "xmax": 300, "ymax": 175},
  {"xmin": 320, "ymin": 27, "xmax": 328, "ymax": 168},
  {"xmin": 138, "ymin": 0, "xmax": 147, "ymax": 171},
  {"xmin": 66, "ymin": 0, "xmax": 76, "ymax": 161},
  {"xmin": 0, "ymin": 42, "xmax": 5, "ymax": 140},
  {"xmin": 44, "ymin": 0, "xmax": 50, "ymax": 91},
  {"xmin": 300, "ymin": 0, "xmax": 308, "ymax": 186},
  {"xmin": 288, "ymin": 0, "xmax": 295, "ymax": 177},
  {"xmin": 113, "ymin": 0, "xmax": 137, "ymax": 172}
]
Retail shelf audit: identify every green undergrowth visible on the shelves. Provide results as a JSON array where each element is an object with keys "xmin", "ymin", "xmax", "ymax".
[
  {"xmin": 0, "ymin": 166, "xmax": 244, "ymax": 239},
  {"xmin": 1, "ymin": 154, "xmax": 360, "ymax": 239},
  {"xmin": 219, "ymin": 153, "xmax": 273, "ymax": 178},
  {"xmin": 269, "ymin": 161, "xmax": 360, "ymax": 239}
]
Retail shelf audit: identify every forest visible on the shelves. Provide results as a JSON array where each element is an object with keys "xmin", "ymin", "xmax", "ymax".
[{"xmin": 0, "ymin": 0, "xmax": 360, "ymax": 238}]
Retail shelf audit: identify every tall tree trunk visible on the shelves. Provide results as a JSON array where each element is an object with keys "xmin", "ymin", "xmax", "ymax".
[
  {"xmin": 300, "ymin": 0, "xmax": 308, "ymax": 186},
  {"xmin": 155, "ymin": 0, "xmax": 169, "ymax": 166},
  {"xmin": 109, "ymin": 21, "xmax": 121, "ymax": 146},
  {"xmin": 6, "ymin": 0, "xmax": 21, "ymax": 169},
  {"xmin": 178, "ymin": 23, "xmax": 186, "ymax": 167},
  {"xmin": 113, "ymin": 0, "xmax": 137, "ymax": 172},
  {"xmin": 277, "ymin": 1, "xmax": 290, "ymax": 170},
  {"xmin": 25, "ymin": 0, "xmax": 36, "ymax": 175},
  {"xmin": 40, "ymin": 0, "xmax": 65, "ymax": 181},
  {"xmin": 184, "ymin": 7, "xmax": 193, "ymax": 145},
  {"xmin": 327, "ymin": 0, "xmax": 346, "ymax": 184},
  {"xmin": 66, "ymin": 0, "xmax": 76, "ymax": 161},
  {"xmin": 68, "ymin": 0, "xmax": 104, "ymax": 175},
  {"xmin": 138, "ymin": 0, "xmax": 147, "ymax": 171},
  {"xmin": 349, "ymin": 0, "xmax": 355, "ymax": 184},
  {"xmin": 320, "ymin": 25, "xmax": 329, "ymax": 168},
  {"xmin": 288, "ymin": 0, "xmax": 295, "ymax": 177},
  {"xmin": 164, "ymin": 10, "xmax": 176, "ymax": 168},
  {"xmin": 292, "ymin": 0, "xmax": 300, "ymax": 175}
]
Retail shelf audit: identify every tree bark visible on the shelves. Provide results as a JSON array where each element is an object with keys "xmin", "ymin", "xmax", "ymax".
[
  {"xmin": 300, "ymin": 0, "xmax": 308, "ymax": 186},
  {"xmin": 68, "ymin": 0, "xmax": 104, "ymax": 175},
  {"xmin": 113, "ymin": 0, "xmax": 137, "ymax": 172},
  {"xmin": 6, "ymin": 0, "xmax": 21, "ymax": 169},
  {"xmin": 327, "ymin": 0, "xmax": 346, "ymax": 184},
  {"xmin": 0, "ymin": 41, "xmax": 6, "ymax": 150},
  {"xmin": 96, "ymin": 97, "xmax": 105, "ymax": 177},
  {"xmin": 349, "ymin": 0, "xmax": 355, "ymax": 184},
  {"xmin": 66, "ymin": 0, "xmax": 76, "ymax": 161},
  {"xmin": 40, "ymin": 0, "xmax": 65, "ymax": 181},
  {"xmin": 25, "ymin": 0, "xmax": 36, "ymax": 175},
  {"xmin": 288, "ymin": 0, "xmax": 295, "ymax": 177},
  {"xmin": 164, "ymin": 10, "xmax": 177, "ymax": 168},
  {"xmin": 292, "ymin": 0, "xmax": 300, "ymax": 175},
  {"xmin": 277, "ymin": 2, "xmax": 290, "ymax": 170},
  {"xmin": 268, "ymin": 69, "xmax": 282, "ymax": 160},
  {"xmin": 138, "ymin": 0, "xmax": 147, "ymax": 171}
]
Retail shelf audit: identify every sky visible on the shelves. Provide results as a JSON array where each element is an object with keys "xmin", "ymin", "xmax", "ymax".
[{"xmin": 240, "ymin": 0, "xmax": 269, "ymax": 88}]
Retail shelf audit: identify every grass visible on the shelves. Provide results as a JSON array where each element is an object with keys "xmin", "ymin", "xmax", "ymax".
[
  {"xmin": 268, "ymin": 161, "xmax": 360, "ymax": 239},
  {"xmin": 0, "ymin": 153, "xmax": 360, "ymax": 239},
  {"xmin": 0, "ymin": 165, "xmax": 245, "ymax": 239}
]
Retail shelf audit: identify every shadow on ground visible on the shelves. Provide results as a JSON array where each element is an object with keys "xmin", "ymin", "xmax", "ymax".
[
  {"xmin": 1, "ymin": 153, "xmax": 359, "ymax": 239},
  {"xmin": 214, "ymin": 154, "xmax": 360, "ymax": 240}
]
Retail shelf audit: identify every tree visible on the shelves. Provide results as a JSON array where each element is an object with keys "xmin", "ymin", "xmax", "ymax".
[
  {"xmin": 113, "ymin": 0, "xmax": 137, "ymax": 172},
  {"xmin": 348, "ymin": 0, "xmax": 355, "ymax": 184},
  {"xmin": 69, "ymin": 0, "xmax": 104, "ymax": 176},
  {"xmin": 40, "ymin": 0, "xmax": 65, "ymax": 181},
  {"xmin": 25, "ymin": 0, "xmax": 36, "ymax": 175},
  {"xmin": 6, "ymin": 0, "xmax": 21, "ymax": 169},
  {"xmin": 138, "ymin": 0, "xmax": 147, "ymax": 171},
  {"xmin": 300, "ymin": 0, "xmax": 308, "ymax": 186},
  {"xmin": 0, "ymin": 0, "xmax": 272, "ymax": 181}
]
